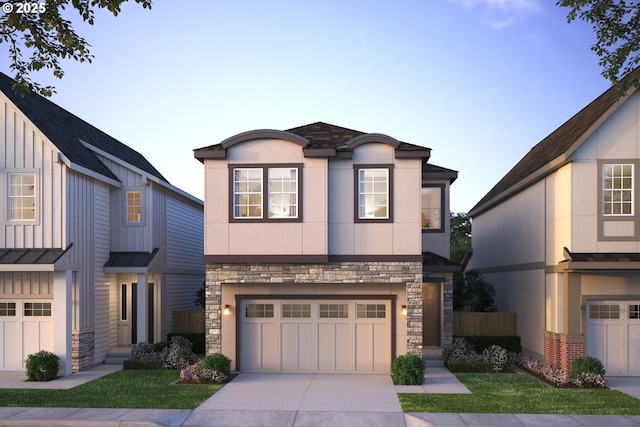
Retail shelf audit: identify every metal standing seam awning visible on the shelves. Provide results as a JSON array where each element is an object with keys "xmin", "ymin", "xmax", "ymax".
[
  {"xmin": 0, "ymin": 246, "xmax": 73, "ymax": 272},
  {"xmin": 103, "ymin": 248, "xmax": 160, "ymax": 273}
]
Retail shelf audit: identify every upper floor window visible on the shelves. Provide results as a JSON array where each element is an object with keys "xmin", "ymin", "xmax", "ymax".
[
  {"xmin": 422, "ymin": 185, "xmax": 443, "ymax": 231},
  {"xmin": 603, "ymin": 163, "xmax": 633, "ymax": 216},
  {"xmin": 127, "ymin": 191, "xmax": 142, "ymax": 222},
  {"xmin": 356, "ymin": 166, "xmax": 392, "ymax": 221},
  {"xmin": 231, "ymin": 165, "xmax": 301, "ymax": 221},
  {"xmin": 8, "ymin": 172, "xmax": 36, "ymax": 221}
]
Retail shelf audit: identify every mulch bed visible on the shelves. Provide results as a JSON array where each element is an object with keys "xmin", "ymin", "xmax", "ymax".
[{"xmin": 513, "ymin": 366, "xmax": 607, "ymax": 389}]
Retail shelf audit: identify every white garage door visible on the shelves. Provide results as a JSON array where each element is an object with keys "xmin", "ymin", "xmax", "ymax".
[
  {"xmin": 586, "ymin": 301, "xmax": 640, "ymax": 376},
  {"xmin": 0, "ymin": 300, "xmax": 53, "ymax": 370},
  {"xmin": 241, "ymin": 299, "xmax": 391, "ymax": 374}
]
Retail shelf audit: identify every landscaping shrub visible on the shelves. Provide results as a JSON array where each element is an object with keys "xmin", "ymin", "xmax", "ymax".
[
  {"xmin": 391, "ymin": 354, "xmax": 425, "ymax": 385},
  {"xmin": 202, "ymin": 353, "xmax": 231, "ymax": 376},
  {"xmin": 442, "ymin": 337, "xmax": 482, "ymax": 364},
  {"xmin": 168, "ymin": 332, "xmax": 205, "ymax": 354},
  {"xmin": 456, "ymin": 336, "xmax": 521, "ymax": 353},
  {"xmin": 131, "ymin": 342, "xmax": 163, "ymax": 360},
  {"xmin": 482, "ymin": 345, "xmax": 508, "ymax": 373},
  {"xmin": 25, "ymin": 350, "xmax": 59, "ymax": 381},
  {"xmin": 123, "ymin": 359, "xmax": 164, "ymax": 370},
  {"xmin": 164, "ymin": 335, "xmax": 198, "ymax": 370},
  {"xmin": 572, "ymin": 356, "xmax": 605, "ymax": 377},
  {"xmin": 511, "ymin": 353, "xmax": 606, "ymax": 388},
  {"xmin": 180, "ymin": 359, "xmax": 227, "ymax": 383}
]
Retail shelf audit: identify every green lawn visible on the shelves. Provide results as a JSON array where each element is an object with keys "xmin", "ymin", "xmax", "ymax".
[
  {"xmin": 399, "ymin": 372, "xmax": 640, "ymax": 415},
  {"xmin": 0, "ymin": 370, "xmax": 221, "ymax": 409}
]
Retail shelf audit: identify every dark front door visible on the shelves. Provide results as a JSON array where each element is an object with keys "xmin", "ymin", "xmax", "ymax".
[{"xmin": 422, "ymin": 283, "xmax": 441, "ymax": 346}]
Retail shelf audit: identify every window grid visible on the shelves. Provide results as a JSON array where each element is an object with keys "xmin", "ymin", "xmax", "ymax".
[
  {"xmin": 358, "ymin": 169, "xmax": 389, "ymax": 219},
  {"xmin": 127, "ymin": 191, "xmax": 142, "ymax": 222},
  {"xmin": 24, "ymin": 302, "xmax": 52, "ymax": 317},
  {"xmin": 319, "ymin": 303, "xmax": 348, "ymax": 318},
  {"xmin": 8, "ymin": 173, "xmax": 36, "ymax": 220},
  {"xmin": 630, "ymin": 304, "xmax": 640, "ymax": 319},
  {"xmin": 603, "ymin": 164, "xmax": 634, "ymax": 215},
  {"xmin": 282, "ymin": 303, "xmax": 311, "ymax": 318},
  {"xmin": 422, "ymin": 187, "xmax": 442, "ymax": 229},
  {"xmin": 245, "ymin": 303, "xmax": 274, "ymax": 318},
  {"xmin": 268, "ymin": 168, "xmax": 298, "ymax": 218},
  {"xmin": 233, "ymin": 169, "xmax": 263, "ymax": 219},
  {"xmin": 589, "ymin": 304, "xmax": 620, "ymax": 319},
  {"xmin": 356, "ymin": 304, "xmax": 386, "ymax": 319},
  {"xmin": 0, "ymin": 303, "xmax": 16, "ymax": 316}
]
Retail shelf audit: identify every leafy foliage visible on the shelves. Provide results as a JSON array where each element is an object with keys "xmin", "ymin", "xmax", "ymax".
[
  {"xmin": 194, "ymin": 281, "xmax": 205, "ymax": 309},
  {"xmin": 391, "ymin": 354, "xmax": 425, "ymax": 385},
  {"xmin": 180, "ymin": 359, "xmax": 228, "ymax": 384},
  {"xmin": 450, "ymin": 212, "xmax": 471, "ymax": 264},
  {"xmin": 131, "ymin": 342, "xmax": 164, "ymax": 360},
  {"xmin": 442, "ymin": 337, "xmax": 482, "ymax": 364},
  {"xmin": 572, "ymin": 356, "xmax": 605, "ymax": 377},
  {"xmin": 25, "ymin": 350, "xmax": 59, "ymax": 381},
  {"xmin": 482, "ymin": 345, "xmax": 508, "ymax": 373},
  {"xmin": 0, "ymin": 0, "xmax": 152, "ymax": 96},
  {"xmin": 201, "ymin": 353, "xmax": 231, "ymax": 377},
  {"xmin": 512, "ymin": 353, "xmax": 606, "ymax": 388},
  {"xmin": 558, "ymin": 0, "xmax": 640, "ymax": 95},
  {"xmin": 453, "ymin": 270, "xmax": 497, "ymax": 312},
  {"xmin": 164, "ymin": 335, "xmax": 198, "ymax": 370},
  {"xmin": 456, "ymin": 336, "xmax": 521, "ymax": 353}
]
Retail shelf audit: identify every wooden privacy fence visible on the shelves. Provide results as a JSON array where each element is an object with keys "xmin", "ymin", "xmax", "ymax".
[
  {"xmin": 172, "ymin": 310, "xmax": 205, "ymax": 333},
  {"xmin": 453, "ymin": 312, "xmax": 517, "ymax": 336}
]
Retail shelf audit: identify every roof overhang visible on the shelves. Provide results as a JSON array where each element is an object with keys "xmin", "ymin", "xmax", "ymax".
[
  {"xmin": 104, "ymin": 248, "xmax": 159, "ymax": 273},
  {"xmin": 0, "ymin": 246, "xmax": 75, "ymax": 272},
  {"xmin": 553, "ymin": 247, "xmax": 640, "ymax": 272}
]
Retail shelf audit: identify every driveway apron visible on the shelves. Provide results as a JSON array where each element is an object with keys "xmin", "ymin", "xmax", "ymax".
[{"xmin": 183, "ymin": 373, "xmax": 406, "ymax": 427}]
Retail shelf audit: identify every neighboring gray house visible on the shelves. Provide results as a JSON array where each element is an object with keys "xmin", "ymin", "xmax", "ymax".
[
  {"xmin": 468, "ymin": 75, "xmax": 640, "ymax": 376},
  {"xmin": 0, "ymin": 73, "xmax": 204, "ymax": 375},
  {"xmin": 194, "ymin": 122, "xmax": 457, "ymax": 373}
]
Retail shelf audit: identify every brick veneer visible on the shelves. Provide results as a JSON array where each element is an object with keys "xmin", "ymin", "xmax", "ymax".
[
  {"xmin": 544, "ymin": 331, "xmax": 584, "ymax": 372},
  {"xmin": 205, "ymin": 261, "xmax": 425, "ymax": 357}
]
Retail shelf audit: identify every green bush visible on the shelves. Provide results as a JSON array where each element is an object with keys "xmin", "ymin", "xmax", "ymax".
[
  {"xmin": 446, "ymin": 361, "xmax": 495, "ymax": 373},
  {"xmin": 455, "ymin": 336, "xmax": 521, "ymax": 353},
  {"xmin": 202, "ymin": 353, "xmax": 231, "ymax": 376},
  {"xmin": 572, "ymin": 356, "xmax": 605, "ymax": 377},
  {"xmin": 25, "ymin": 350, "xmax": 59, "ymax": 381},
  {"xmin": 482, "ymin": 345, "xmax": 508, "ymax": 372},
  {"xmin": 167, "ymin": 333, "xmax": 205, "ymax": 354},
  {"xmin": 123, "ymin": 359, "xmax": 164, "ymax": 370},
  {"xmin": 391, "ymin": 354, "xmax": 425, "ymax": 385}
]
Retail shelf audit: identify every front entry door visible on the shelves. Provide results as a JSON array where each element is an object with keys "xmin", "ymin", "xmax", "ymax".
[
  {"xmin": 117, "ymin": 283, "xmax": 137, "ymax": 345},
  {"xmin": 422, "ymin": 283, "xmax": 441, "ymax": 346}
]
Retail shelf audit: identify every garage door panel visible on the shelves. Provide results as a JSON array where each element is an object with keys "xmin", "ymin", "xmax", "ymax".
[
  {"xmin": 605, "ymin": 324, "xmax": 624, "ymax": 375},
  {"xmin": 1, "ymin": 321, "xmax": 20, "ymax": 369},
  {"xmin": 318, "ymin": 322, "xmax": 352, "ymax": 371},
  {"xmin": 372, "ymin": 323, "xmax": 390, "ymax": 371},
  {"xmin": 281, "ymin": 322, "xmax": 314, "ymax": 371},
  {"xmin": 627, "ymin": 324, "xmax": 640, "ymax": 374}
]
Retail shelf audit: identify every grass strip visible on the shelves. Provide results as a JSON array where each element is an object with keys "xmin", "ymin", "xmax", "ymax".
[
  {"xmin": 399, "ymin": 372, "xmax": 640, "ymax": 415},
  {"xmin": 0, "ymin": 370, "xmax": 221, "ymax": 409}
]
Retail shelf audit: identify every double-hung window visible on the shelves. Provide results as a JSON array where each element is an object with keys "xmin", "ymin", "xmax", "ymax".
[
  {"xmin": 8, "ymin": 172, "xmax": 37, "ymax": 221},
  {"xmin": 356, "ymin": 166, "xmax": 392, "ymax": 221},
  {"xmin": 422, "ymin": 185, "xmax": 443, "ymax": 231},
  {"xmin": 231, "ymin": 165, "xmax": 301, "ymax": 221},
  {"xmin": 126, "ymin": 191, "xmax": 142, "ymax": 223},
  {"xmin": 603, "ymin": 163, "xmax": 634, "ymax": 216}
]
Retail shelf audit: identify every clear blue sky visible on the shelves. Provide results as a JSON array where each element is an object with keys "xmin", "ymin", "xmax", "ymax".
[{"xmin": 3, "ymin": 0, "xmax": 611, "ymax": 213}]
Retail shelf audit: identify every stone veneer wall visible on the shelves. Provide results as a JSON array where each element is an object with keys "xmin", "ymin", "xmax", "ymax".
[
  {"xmin": 72, "ymin": 330, "xmax": 95, "ymax": 372},
  {"xmin": 443, "ymin": 275, "xmax": 454, "ymax": 348},
  {"xmin": 205, "ymin": 261, "xmax": 423, "ymax": 356}
]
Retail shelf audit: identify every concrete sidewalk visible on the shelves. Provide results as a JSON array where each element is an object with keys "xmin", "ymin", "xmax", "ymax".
[{"xmin": 0, "ymin": 366, "xmax": 639, "ymax": 426}]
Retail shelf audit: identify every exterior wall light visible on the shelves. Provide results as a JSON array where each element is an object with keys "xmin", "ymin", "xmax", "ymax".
[
  {"xmin": 401, "ymin": 305, "xmax": 407, "ymax": 316},
  {"xmin": 223, "ymin": 305, "xmax": 231, "ymax": 316}
]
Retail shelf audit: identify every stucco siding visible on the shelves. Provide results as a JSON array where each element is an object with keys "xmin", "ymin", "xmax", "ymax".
[{"xmin": 545, "ymin": 164, "xmax": 572, "ymax": 265}]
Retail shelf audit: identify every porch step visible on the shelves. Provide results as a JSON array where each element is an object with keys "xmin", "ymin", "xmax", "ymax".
[
  {"xmin": 423, "ymin": 354, "xmax": 445, "ymax": 367},
  {"xmin": 104, "ymin": 352, "xmax": 130, "ymax": 365}
]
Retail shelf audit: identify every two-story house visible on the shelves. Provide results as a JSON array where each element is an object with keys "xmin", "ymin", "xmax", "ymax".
[
  {"xmin": 0, "ymin": 73, "xmax": 204, "ymax": 375},
  {"xmin": 468, "ymin": 72, "xmax": 640, "ymax": 376},
  {"xmin": 194, "ymin": 122, "xmax": 457, "ymax": 373}
]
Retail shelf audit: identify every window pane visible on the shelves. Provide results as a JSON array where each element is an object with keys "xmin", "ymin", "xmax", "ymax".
[
  {"xmin": 127, "ymin": 191, "xmax": 142, "ymax": 222},
  {"xmin": 24, "ymin": 302, "xmax": 52, "ymax": 317},
  {"xmin": 358, "ymin": 169, "xmax": 389, "ymax": 219},
  {"xmin": 268, "ymin": 168, "xmax": 298, "ymax": 218},
  {"xmin": 629, "ymin": 304, "xmax": 640, "ymax": 319},
  {"xmin": 233, "ymin": 168, "xmax": 263, "ymax": 218},
  {"xmin": 8, "ymin": 173, "xmax": 37, "ymax": 220},
  {"xmin": 319, "ymin": 303, "xmax": 348, "ymax": 318},
  {"xmin": 422, "ymin": 187, "xmax": 442, "ymax": 229},
  {"xmin": 0, "ymin": 303, "xmax": 16, "ymax": 316},
  {"xmin": 282, "ymin": 303, "xmax": 311, "ymax": 318},
  {"xmin": 602, "ymin": 164, "xmax": 633, "ymax": 216},
  {"xmin": 356, "ymin": 303, "xmax": 386, "ymax": 318},
  {"xmin": 245, "ymin": 303, "xmax": 274, "ymax": 318}
]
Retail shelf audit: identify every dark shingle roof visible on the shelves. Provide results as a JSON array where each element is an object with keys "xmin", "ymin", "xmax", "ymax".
[
  {"xmin": 422, "ymin": 251, "xmax": 460, "ymax": 273},
  {"xmin": 0, "ymin": 73, "xmax": 167, "ymax": 183},
  {"xmin": 469, "ymin": 71, "xmax": 640, "ymax": 216}
]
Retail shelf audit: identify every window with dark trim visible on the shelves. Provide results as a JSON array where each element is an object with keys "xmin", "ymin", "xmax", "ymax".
[
  {"xmin": 603, "ymin": 163, "xmax": 634, "ymax": 216},
  {"xmin": 230, "ymin": 164, "xmax": 302, "ymax": 222},
  {"xmin": 422, "ymin": 185, "xmax": 444, "ymax": 232},
  {"xmin": 24, "ymin": 302, "xmax": 52, "ymax": 317},
  {"xmin": 355, "ymin": 165, "xmax": 393, "ymax": 222}
]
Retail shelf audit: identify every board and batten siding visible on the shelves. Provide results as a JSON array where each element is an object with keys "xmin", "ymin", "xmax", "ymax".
[
  {"xmin": 1, "ymin": 95, "xmax": 65, "ymax": 249},
  {"xmin": 0, "ymin": 272, "xmax": 52, "ymax": 297}
]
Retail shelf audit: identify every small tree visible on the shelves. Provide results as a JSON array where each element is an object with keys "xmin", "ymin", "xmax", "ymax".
[
  {"xmin": 194, "ymin": 281, "xmax": 205, "ymax": 309},
  {"xmin": 453, "ymin": 270, "xmax": 497, "ymax": 312}
]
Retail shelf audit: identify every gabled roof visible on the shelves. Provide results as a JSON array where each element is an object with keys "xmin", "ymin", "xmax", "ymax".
[
  {"xmin": 423, "ymin": 163, "xmax": 458, "ymax": 184},
  {"xmin": 193, "ymin": 122, "xmax": 432, "ymax": 161},
  {"xmin": 559, "ymin": 247, "xmax": 640, "ymax": 270},
  {"xmin": 0, "ymin": 73, "xmax": 167, "ymax": 184},
  {"xmin": 469, "ymin": 70, "xmax": 640, "ymax": 217}
]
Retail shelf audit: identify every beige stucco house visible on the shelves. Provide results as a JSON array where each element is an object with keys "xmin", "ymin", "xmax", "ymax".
[
  {"xmin": 0, "ymin": 73, "xmax": 204, "ymax": 375},
  {"xmin": 194, "ymin": 122, "xmax": 457, "ymax": 373},
  {"xmin": 468, "ymin": 76, "xmax": 640, "ymax": 376}
]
